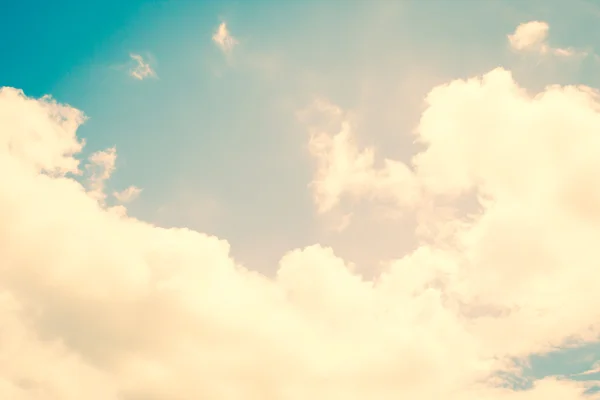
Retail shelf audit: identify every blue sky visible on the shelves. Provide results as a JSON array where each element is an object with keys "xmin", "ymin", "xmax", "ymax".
[
  {"xmin": 7, "ymin": 0, "xmax": 597, "ymax": 271},
  {"xmin": 4, "ymin": 0, "xmax": 600, "ymax": 397}
]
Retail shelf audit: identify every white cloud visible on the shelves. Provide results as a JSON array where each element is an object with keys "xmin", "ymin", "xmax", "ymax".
[
  {"xmin": 85, "ymin": 147, "xmax": 116, "ymax": 204},
  {"xmin": 129, "ymin": 53, "xmax": 157, "ymax": 80},
  {"xmin": 302, "ymin": 68, "xmax": 600, "ymax": 359},
  {"xmin": 114, "ymin": 186, "xmax": 142, "ymax": 204},
  {"xmin": 212, "ymin": 22, "xmax": 238, "ymax": 54},
  {"xmin": 3, "ymin": 61, "xmax": 600, "ymax": 399},
  {"xmin": 571, "ymin": 361, "xmax": 600, "ymax": 376},
  {"xmin": 508, "ymin": 21, "xmax": 549, "ymax": 52},
  {"xmin": 298, "ymin": 98, "xmax": 420, "ymax": 215},
  {"xmin": 507, "ymin": 21, "xmax": 584, "ymax": 57}
]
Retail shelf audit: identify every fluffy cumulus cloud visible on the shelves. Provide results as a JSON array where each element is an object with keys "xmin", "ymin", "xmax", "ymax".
[
  {"xmin": 2, "ymin": 62, "xmax": 600, "ymax": 400},
  {"xmin": 212, "ymin": 22, "xmax": 238, "ymax": 54},
  {"xmin": 508, "ymin": 21, "xmax": 583, "ymax": 57},
  {"xmin": 298, "ymin": 98, "xmax": 420, "ymax": 215},
  {"xmin": 303, "ymin": 68, "xmax": 600, "ymax": 360},
  {"xmin": 128, "ymin": 53, "xmax": 157, "ymax": 80}
]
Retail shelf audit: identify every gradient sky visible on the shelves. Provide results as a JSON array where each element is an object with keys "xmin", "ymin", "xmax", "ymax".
[
  {"xmin": 3, "ymin": 0, "xmax": 600, "ymax": 398},
  {"xmin": 6, "ymin": 0, "xmax": 598, "ymax": 270}
]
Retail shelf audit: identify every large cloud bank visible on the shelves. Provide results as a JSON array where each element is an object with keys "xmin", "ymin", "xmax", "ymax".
[{"xmin": 2, "ymin": 67, "xmax": 600, "ymax": 399}]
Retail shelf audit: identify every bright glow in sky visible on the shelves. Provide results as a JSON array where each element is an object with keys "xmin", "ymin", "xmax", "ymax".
[{"xmin": 3, "ymin": 0, "xmax": 600, "ymax": 398}]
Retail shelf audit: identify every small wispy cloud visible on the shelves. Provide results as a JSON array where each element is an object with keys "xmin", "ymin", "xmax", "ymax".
[
  {"xmin": 571, "ymin": 362, "xmax": 600, "ymax": 377},
  {"xmin": 113, "ymin": 186, "xmax": 142, "ymax": 203},
  {"xmin": 129, "ymin": 53, "xmax": 157, "ymax": 80},
  {"xmin": 212, "ymin": 22, "xmax": 238, "ymax": 54},
  {"xmin": 508, "ymin": 21, "xmax": 585, "ymax": 57}
]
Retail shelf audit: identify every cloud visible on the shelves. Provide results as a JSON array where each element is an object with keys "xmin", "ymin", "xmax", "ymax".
[
  {"xmin": 3, "ymin": 63, "xmax": 600, "ymax": 400},
  {"xmin": 302, "ymin": 68, "xmax": 600, "ymax": 358},
  {"xmin": 571, "ymin": 361, "xmax": 600, "ymax": 377},
  {"xmin": 114, "ymin": 186, "xmax": 142, "ymax": 204},
  {"xmin": 298, "ymin": 98, "xmax": 420, "ymax": 215},
  {"xmin": 128, "ymin": 53, "xmax": 157, "ymax": 80},
  {"xmin": 85, "ymin": 147, "xmax": 116, "ymax": 204},
  {"xmin": 507, "ymin": 21, "xmax": 584, "ymax": 57},
  {"xmin": 212, "ymin": 22, "xmax": 238, "ymax": 54}
]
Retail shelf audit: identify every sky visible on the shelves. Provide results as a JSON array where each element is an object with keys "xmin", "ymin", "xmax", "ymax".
[{"xmin": 3, "ymin": 0, "xmax": 600, "ymax": 398}]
